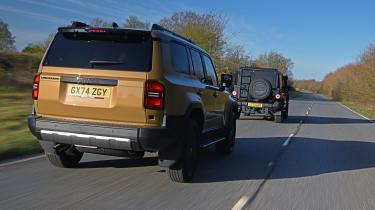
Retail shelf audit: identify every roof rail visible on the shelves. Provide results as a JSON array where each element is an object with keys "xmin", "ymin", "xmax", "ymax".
[{"xmin": 151, "ymin": 24, "xmax": 195, "ymax": 44}]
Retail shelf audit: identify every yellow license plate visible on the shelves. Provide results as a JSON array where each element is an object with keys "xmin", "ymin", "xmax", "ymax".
[
  {"xmin": 67, "ymin": 84, "xmax": 111, "ymax": 99},
  {"xmin": 248, "ymin": 102, "xmax": 263, "ymax": 108}
]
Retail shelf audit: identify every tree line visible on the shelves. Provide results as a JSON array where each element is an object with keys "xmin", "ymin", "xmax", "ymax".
[
  {"xmin": 321, "ymin": 44, "xmax": 375, "ymax": 104},
  {"xmin": 294, "ymin": 44, "xmax": 375, "ymax": 107},
  {"xmin": 293, "ymin": 79, "xmax": 321, "ymax": 93},
  {"xmin": 0, "ymin": 11, "xmax": 294, "ymax": 79}
]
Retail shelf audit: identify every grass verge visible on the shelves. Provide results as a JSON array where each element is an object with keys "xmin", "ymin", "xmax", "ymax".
[
  {"xmin": 341, "ymin": 101, "xmax": 375, "ymax": 120},
  {"xmin": 0, "ymin": 85, "xmax": 42, "ymax": 160}
]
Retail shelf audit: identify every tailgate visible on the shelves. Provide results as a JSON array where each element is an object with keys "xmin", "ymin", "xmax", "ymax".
[{"xmin": 35, "ymin": 66, "xmax": 147, "ymax": 125}]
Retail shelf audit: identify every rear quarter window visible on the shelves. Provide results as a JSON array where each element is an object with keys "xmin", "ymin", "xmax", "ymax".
[
  {"xmin": 190, "ymin": 49, "xmax": 205, "ymax": 81},
  {"xmin": 170, "ymin": 42, "xmax": 190, "ymax": 74},
  {"xmin": 202, "ymin": 55, "xmax": 218, "ymax": 86}
]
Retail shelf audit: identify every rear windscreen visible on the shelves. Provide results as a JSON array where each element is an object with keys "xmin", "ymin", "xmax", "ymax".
[{"xmin": 43, "ymin": 31, "xmax": 152, "ymax": 71}]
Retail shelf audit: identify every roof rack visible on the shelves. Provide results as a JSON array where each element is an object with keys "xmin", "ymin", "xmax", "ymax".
[
  {"xmin": 240, "ymin": 67, "xmax": 278, "ymax": 71},
  {"xmin": 151, "ymin": 24, "xmax": 195, "ymax": 44}
]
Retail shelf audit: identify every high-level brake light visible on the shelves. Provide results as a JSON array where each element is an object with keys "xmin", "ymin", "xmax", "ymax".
[{"xmin": 86, "ymin": 29, "xmax": 108, "ymax": 33}]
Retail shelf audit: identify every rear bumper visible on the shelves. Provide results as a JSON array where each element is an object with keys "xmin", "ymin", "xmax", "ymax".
[
  {"xmin": 237, "ymin": 101, "xmax": 283, "ymax": 115},
  {"xmin": 28, "ymin": 114, "xmax": 183, "ymax": 152}
]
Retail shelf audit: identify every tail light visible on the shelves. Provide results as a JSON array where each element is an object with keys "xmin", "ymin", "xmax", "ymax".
[
  {"xmin": 144, "ymin": 80, "xmax": 164, "ymax": 109},
  {"xmin": 32, "ymin": 74, "xmax": 40, "ymax": 100},
  {"xmin": 232, "ymin": 90, "xmax": 237, "ymax": 96},
  {"xmin": 275, "ymin": 93, "xmax": 281, "ymax": 100}
]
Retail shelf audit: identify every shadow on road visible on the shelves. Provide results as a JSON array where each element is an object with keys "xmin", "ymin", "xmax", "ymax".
[
  {"xmin": 78, "ymin": 156, "xmax": 158, "ymax": 168},
  {"xmin": 71, "ymin": 136, "xmax": 375, "ymax": 183},
  {"xmin": 193, "ymin": 137, "xmax": 375, "ymax": 183},
  {"xmin": 237, "ymin": 115, "xmax": 372, "ymax": 124},
  {"xmin": 286, "ymin": 116, "xmax": 372, "ymax": 124}
]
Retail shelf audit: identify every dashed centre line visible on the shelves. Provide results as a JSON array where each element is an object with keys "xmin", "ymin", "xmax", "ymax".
[
  {"xmin": 232, "ymin": 104, "xmax": 313, "ymax": 210},
  {"xmin": 232, "ymin": 196, "xmax": 251, "ymax": 210},
  {"xmin": 282, "ymin": 133, "xmax": 294, "ymax": 147}
]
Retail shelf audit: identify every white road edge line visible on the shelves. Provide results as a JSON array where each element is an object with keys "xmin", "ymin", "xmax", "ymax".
[
  {"xmin": 232, "ymin": 196, "xmax": 250, "ymax": 210},
  {"xmin": 338, "ymin": 102, "xmax": 371, "ymax": 121},
  {"xmin": 0, "ymin": 155, "xmax": 44, "ymax": 167}
]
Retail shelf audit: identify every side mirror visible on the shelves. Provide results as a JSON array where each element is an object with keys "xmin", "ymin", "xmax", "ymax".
[
  {"xmin": 282, "ymin": 75, "xmax": 289, "ymax": 81},
  {"xmin": 220, "ymin": 74, "xmax": 233, "ymax": 89}
]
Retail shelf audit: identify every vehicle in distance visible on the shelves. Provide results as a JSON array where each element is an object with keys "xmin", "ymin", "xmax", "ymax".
[
  {"xmin": 28, "ymin": 21, "xmax": 238, "ymax": 183},
  {"xmin": 232, "ymin": 67, "xmax": 289, "ymax": 123}
]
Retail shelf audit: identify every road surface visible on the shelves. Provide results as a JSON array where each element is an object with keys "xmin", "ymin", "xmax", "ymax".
[{"xmin": 1, "ymin": 92, "xmax": 374, "ymax": 210}]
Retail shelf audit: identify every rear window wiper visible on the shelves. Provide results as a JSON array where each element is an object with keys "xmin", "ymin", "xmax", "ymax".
[{"xmin": 89, "ymin": 60, "xmax": 123, "ymax": 67}]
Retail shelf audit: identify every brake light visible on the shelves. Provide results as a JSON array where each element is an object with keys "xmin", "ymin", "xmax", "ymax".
[
  {"xmin": 232, "ymin": 90, "xmax": 237, "ymax": 96},
  {"xmin": 86, "ymin": 29, "xmax": 108, "ymax": 33},
  {"xmin": 32, "ymin": 74, "xmax": 40, "ymax": 100},
  {"xmin": 275, "ymin": 93, "xmax": 281, "ymax": 100},
  {"xmin": 144, "ymin": 80, "xmax": 164, "ymax": 109}
]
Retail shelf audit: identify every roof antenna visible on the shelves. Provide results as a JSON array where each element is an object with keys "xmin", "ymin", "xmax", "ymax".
[{"xmin": 112, "ymin": 22, "xmax": 118, "ymax": 28}]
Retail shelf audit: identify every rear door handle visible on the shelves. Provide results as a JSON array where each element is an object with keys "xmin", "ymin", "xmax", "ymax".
[{"xmin": 213, "ymin": 92, "xmax": 218, "ymax": 97}]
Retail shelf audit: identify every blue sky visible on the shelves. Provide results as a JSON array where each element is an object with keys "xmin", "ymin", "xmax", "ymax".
[{"xmin": 1, "ymin": 0, "xmax": 374, "ymax": 80}]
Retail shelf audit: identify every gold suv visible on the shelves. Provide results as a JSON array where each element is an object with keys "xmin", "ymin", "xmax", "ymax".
[{"xmin": 28, "ymin": 22, "xmax": 238, "ymax": 182}]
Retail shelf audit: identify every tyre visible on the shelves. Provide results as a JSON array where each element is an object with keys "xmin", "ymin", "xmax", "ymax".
[
  {"xmin": 281, "ymin": 109, "xmax": 288, "ymax": 121},
  {"xmin": 281, "ymin": 102, "xmax": 289, "ymax": 121},
  {"xmin": 167, "ymin": 120, "xmax": 199, "ymax": 183},
  {"xmin": 216, "ymin": 114, "xmax": 236, "ymax": 155},
  {"xmin": 264, "ymin": 115, "xmax": 273, "ymax": 121},
  {"xmin": 46, "ymin": 145, "xmax": 83, "ymax": 168},
  {"xmin": 274, "ymin": 113, "xmax": 282, "ymax": 123},
  {"xmin": 285, "ymin": 103, "xmax": 289, "ymax": 119}
]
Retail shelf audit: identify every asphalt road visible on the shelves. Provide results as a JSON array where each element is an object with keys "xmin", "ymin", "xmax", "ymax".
[{"xmin": 1, "ymin": 92, "xmax": 374, "ymax": 210}]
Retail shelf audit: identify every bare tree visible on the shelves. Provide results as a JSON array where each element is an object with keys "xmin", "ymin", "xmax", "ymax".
[
  {"xmin": 254, "ymin": 51, "xmax": 294, "ymax": 78},
  {"xmin": 359, "ymin": 43, "xmax": 375, "ymax": 64},
  {"xmin": 123, "ymin": 16, "xmax": 150, "ymax": 29},
  {"xmin": 22, "ymin": 34, "xmax": 54, "ymax": 55},
  {"xmin": 222, "ymin": 45, "xmax": 252, "ymax": 74},
  {"xmin": 0, "ymin": 19, "xmax": 16, "ymax": 51},
  {"xmin": 88, "ymin": 18, "xmax": 112, "ymax": 27}
]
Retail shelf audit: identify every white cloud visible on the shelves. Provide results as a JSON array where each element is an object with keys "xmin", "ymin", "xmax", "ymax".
[
  {"xmin": 0, "ymin": 5, "xmax": 68, "ymax": 24},
  {"xmin": 226, "ymin": 15, "xmax": 284, "ymax": 55},
  {"xmin": 19, "ymin": 0, "xmax": 93, "ymax": 19}
]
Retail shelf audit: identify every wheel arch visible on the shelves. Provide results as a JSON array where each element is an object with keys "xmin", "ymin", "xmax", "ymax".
[
  {"xmin": 224, "ymin": 96, "xmax": 238, "ymax": 127},
  {"xmin": 184, "ymin": 102, "xmax": 205, "ymax": 133}
]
